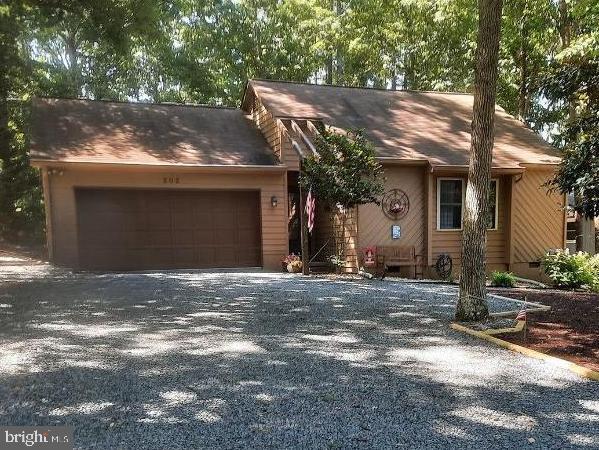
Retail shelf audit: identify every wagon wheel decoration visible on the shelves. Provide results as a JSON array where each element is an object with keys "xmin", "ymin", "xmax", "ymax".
[
  {"xmin": 435, "ymin": 254, "xmax": 453, "ymax": 280},
  {"xmin": 381, "ymin": 189, "xmax": 410, "ymax": 220}
]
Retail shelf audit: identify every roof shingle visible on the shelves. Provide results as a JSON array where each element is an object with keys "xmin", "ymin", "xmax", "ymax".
[
  {"xmin": 30, "ymin": 98, "xmax": 278, "ymax": 166},
  {"xmin": 247, "ymin": 79, "xmax": 561, "ymax": 168}
]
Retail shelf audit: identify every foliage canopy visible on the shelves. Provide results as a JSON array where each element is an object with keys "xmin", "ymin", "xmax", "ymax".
[
  {"xmin": 1, "ymin": 0, "xmax": 597, "ymax": 243},
  {"xmin": 300, "ymin": 127, "xmax": 384, "ymax": 209}
]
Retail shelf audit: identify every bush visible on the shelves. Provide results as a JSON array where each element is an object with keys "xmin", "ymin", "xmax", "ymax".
[
  {"xmin": 541, "ymin": 249, "xmax": 599, "ymax": 291},
  {"xmin": 490, "ymin": 271, "xmax": 516, "ymax": 288}
]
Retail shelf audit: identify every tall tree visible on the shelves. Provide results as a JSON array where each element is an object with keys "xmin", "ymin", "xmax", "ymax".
[
  {"xmin": 545, "ymin": 0, "xmax": 598, "ymax": 222},
  {"xmin": 456, "ymin": 0, "xmax": 503, "ymax": 322}
]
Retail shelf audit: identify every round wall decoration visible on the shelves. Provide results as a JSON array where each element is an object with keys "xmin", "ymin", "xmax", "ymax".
[{"xmin": 381, "ymin": 189, "xmax": 410, "ymax": 220}]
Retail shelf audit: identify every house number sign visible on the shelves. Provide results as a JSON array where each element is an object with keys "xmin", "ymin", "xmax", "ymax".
[
  {"xmin": 392, "ymin": 225, "xmax": 401, "ymax": 239},
  {"xmin": 163, "ymin": 176, "xmax": 180, "ymax": 184}
]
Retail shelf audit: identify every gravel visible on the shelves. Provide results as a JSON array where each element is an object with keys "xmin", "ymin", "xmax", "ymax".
[{"xmin": 0, "ymin": 262, "xmax": 598, "ymax": 449}]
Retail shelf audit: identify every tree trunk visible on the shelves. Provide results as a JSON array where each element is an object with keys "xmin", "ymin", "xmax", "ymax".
[
  {"xmin": 63, "ymin": 30, "xmax": 80, "ymax": 98},
  {"xmin": 558, "ymin": 0, "xmax": 571, "ymax": 48},
  {"xmin": 325, "ymin": 0, "xmax": 339, "ymax": 85},
  {"xmin": 456, "ymin": 0, "xmax": 503, "ymax": 322},
  {"xmin": 557, "ymin": 0, "xmax": 593, "ymax": 252},
  {"xmin": 325, "ymin": 57, "xmax": 334, "ymax": 84},
  {"xmin": 0, "ymin": 3, "xmax": 16, "ymax": 164},
  {"xmin": 517, "ymin": 18, "xmax": 529, "ymax": 121},
  {"xmin": 0, "ymin": 1, "xmax": 19, "ymax": 234},
  {"xmin": 391, "ymin": 71, "xmax": 397, "ymax": 90}
]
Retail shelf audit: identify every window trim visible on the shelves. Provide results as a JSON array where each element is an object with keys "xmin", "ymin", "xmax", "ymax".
[
  {"xmin": 436, "ymin": 177, "xmax": 499, "ymax": 231},
  {"xmin": 437, "ymin": 177, "xmax": 465, "ymax": 231},
  {"xmin": 488, "ymin": 178, "xmax": 499, "ymax": 231}
]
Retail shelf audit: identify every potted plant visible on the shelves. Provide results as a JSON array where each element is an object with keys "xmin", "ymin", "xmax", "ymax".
[{"xmin": 282, "ymin": 253, "xmax": 303, "ymax": 273}]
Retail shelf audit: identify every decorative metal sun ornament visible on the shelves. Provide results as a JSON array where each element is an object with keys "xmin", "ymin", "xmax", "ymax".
[
  {"xmin": 435, "ymin": 254, "xmax": 453, "ymax": 280},
  {"xmin": 381, "ymin": 189, "xmax": 410, "ymax": 220}
]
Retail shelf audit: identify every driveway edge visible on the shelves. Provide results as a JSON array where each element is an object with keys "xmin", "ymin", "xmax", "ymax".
[{"xmin": 450, "ymin": 322, "xmax": 599, "ymax": 382}]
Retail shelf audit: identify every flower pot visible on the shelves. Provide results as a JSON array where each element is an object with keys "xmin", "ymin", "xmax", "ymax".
[{"xmin": 287, "ymin": 263, "xmax": 302, "ymax": 273}]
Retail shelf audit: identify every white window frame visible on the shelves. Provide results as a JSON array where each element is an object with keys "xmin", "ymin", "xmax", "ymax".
[
  {"xmin": 437, "ymin": 178, "xmax": 465, "ymax": 231},
  {"xmin": 436, "ymin": 178, "xmax": 498, "ymax": 231},
  {"xmin": 487, "ymin": 179, "xmax": 499, "ymax": 231}
]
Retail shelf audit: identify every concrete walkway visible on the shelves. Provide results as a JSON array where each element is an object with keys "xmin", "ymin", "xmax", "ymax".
[{"xmin": 0, "ymin": 258, "xmax": 597, "ymax": 449}]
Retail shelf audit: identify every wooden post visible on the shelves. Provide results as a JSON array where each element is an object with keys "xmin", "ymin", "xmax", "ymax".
[
  {"xmin": 41, "ymin": 167, "xmax": 54, "ymax": 261},
  {"xmin": 426, "ymin": 168, "xmax": 434, "ymax": 269},
  {"xmin": 298, "ymin": 162, "xmax": 310, "ymax": 275}
]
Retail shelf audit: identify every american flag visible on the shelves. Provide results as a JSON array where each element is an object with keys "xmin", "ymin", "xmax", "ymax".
[
  {"xmin": 516, "ymin": 308, "xmax": 527, "ymax": 322},
  {"xmin": 306, "ymin": 189, "xmax": 315, "ymax": 233}
]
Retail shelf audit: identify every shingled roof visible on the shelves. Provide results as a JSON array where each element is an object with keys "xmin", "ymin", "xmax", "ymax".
[
  {"xmin": 245, "ymin": 79, "xmax": 561, "ymax": 169},
  {"xmin": 30, "ymin": 98, "xmax": 278, "ymax": 166}
]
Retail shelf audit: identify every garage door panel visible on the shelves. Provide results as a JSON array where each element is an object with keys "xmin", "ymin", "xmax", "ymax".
[
  {"xmin": 172, "ymin": 230, "xmax": 194, "ymax": 246},
  {"xmin": 83, "ymin": 248, "xmax": 130, "ymax": 270},
  {"xmin": 238, "ymin": 248, "xmax": 261, "ymax": 266},
  {"xmin": 214, "ymin": 228, "xmax": 233, "ymax": 246},
  {"xmin": 197, "ymin": 247, "xmax": 217, "ymax": 265},
  {"xmin": 195, "ymin": 229, "xmax": 215, "ymax": 243},
  {"xmin": 173, "ymin": 248, "xmax": 196, "ymax": 267},
  {"xmin": 215, "ymin": 247, "xmax": 237, "ymax": 266},
  {"xmin": 213, "ymin": 215, "xmax": 235, "ymax": 230},
  {"xmin": 238, "ymin": 228, "xmax": 259, "ymax": 243},
  {"xmin": 172, "ymin": 211, "xmax": 194, "ymax": 229},
  {"xmin": 76, "ymin": 189, "xmax": 261, "ymax": 270},
  {"xmin": 145, "ymin": 212, "xmax": 171, "ymax": 230},
  {"xmin": 97, "ymin": 232, "xmax": 128, "ymax": 247},
  {"xmin": 140, "ymin": 248, "xmax": 173, "ymax": 268},
  {"xmin": 144, "ymin": 192, "xmax": 170, "ymax": 209}
]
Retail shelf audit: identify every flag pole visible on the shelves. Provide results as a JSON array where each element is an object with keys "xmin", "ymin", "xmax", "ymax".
[{"xmin": 299, "ymin": 160, "xmax": 310, "ymax": 275}]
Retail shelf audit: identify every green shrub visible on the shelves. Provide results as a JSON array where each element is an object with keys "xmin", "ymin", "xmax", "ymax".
[
  {"xmin": 490, "ymin": 271, "xmax": 516, "ymax": 288},
  {"xmin": 541, "ymin": 249, "xmax": 599, "ymax": 291}
]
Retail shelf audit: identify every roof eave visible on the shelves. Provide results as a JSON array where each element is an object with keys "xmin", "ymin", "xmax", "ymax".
[{"xmin": 30, "ymin": 159, "xmax": 287, "ymax": 173}]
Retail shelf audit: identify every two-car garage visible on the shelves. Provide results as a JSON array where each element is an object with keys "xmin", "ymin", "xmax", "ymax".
[
  {"xmin": 76, "ymin": 189, "xmax": 262, "ymax": 271},
  {"xmin": 30, "ymin": 98, "xmax": 289, "ymax": 271}
]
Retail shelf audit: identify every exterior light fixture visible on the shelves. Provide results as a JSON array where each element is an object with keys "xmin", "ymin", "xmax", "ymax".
[{"xmin": 271, "ymin": 196, "xmax": 278, "ymax": 207}]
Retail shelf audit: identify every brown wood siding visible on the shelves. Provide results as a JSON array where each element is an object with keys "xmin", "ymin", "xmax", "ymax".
[
  {"xmin": 76, "ymin": 189, "xmax": 261, "ymax": 270},
  {"xmin": 280, "ymin": 132, "xmax": 301, "ymax": 170},
  {"xmin": 358, "ymin": 166, "xmax": 426, "ymax": 260},
  {"xmin": 512, "ymin": 169, "xmax": 565, "ymax": 263},
  {"xmin": 431, "ymin": 174, "xmax": 509, "ymax": 274},
  {"xmin": 252, "ymin": 98, "xmax": 281, "ymax": 160},
  {"xmin": 249, "ymin": 93, "xmax": 300, "ymax": 170},
  {"xmin": 47, "ymin": 168, "xmax": 287, "ymax": 270}
]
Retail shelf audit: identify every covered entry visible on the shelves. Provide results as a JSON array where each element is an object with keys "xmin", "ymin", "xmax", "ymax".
[{"xmin": 76, "ymin": 188, "xmax": 262, "ymax": 270}]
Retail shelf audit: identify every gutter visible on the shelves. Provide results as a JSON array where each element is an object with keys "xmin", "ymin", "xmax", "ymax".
[
  {"xmin": 430, "ymin": 165, "xmax": 525, "ymax": 175},
  {"xmin": 376, "ymin": 159, "xmax": 527, "ymax": 174},
  {"xmin": 30, "ymin": 160, "xmax": 288, "ymax": 173}
]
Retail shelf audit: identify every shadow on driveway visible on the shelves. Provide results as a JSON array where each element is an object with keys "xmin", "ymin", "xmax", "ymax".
[{"xmin": 0, "ymin": 269, "xmax": 597, "ymax": 449}]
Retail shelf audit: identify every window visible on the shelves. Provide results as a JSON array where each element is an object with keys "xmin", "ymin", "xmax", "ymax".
[
  {"xmin": 437, "ymin": 178, "xmax": 498, "ymax": 230},
  {"xmin": 438, "ymin": 179, "xmax": 464, "ymax": 230},
  {"xmin": 487, "ymin": 179, "xmax": 498, "ymax": 230}
]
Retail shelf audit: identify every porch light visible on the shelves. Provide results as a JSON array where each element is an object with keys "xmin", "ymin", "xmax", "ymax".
[{"xmin": 271, "ymin": 196, "xmax": 278, "ymax": 208}]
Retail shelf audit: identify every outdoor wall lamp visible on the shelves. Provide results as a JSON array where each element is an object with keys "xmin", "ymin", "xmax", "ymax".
[{"xmin": 271, "ymin": 196, "xmax": 278, "ymax": 207}]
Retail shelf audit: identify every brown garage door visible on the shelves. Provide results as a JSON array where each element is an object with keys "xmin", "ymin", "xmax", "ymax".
[{"xmin": 76, "ymin": 189, "xmax": 262, "ymax": 270}]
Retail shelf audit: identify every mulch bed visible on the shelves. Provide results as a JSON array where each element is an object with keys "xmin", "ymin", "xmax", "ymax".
[{"xmin": 489, "ymin": 288, "xmax": 599, "ymax": 372}]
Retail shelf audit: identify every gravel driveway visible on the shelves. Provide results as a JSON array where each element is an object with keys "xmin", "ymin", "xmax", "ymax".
[{"xmin": 0, "ymin": 257, "xmax": 598, "ymax": 449}]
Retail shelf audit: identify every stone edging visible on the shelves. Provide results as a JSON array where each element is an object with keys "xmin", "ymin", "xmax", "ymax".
[{"xmin": 450, "ymin": 322, "xmax": 599, "ymax": 382}]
